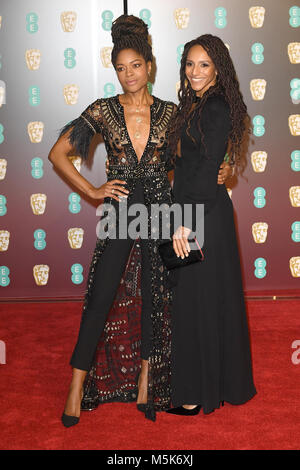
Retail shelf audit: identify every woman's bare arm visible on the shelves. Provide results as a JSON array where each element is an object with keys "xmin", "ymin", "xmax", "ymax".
[
  {"xmin": 48, "ymin": 129, "xmax": 128, "ymax": 201},
  {"xmin": 48, "ymin": 130, "xmax": 96, "ymax": 198}
]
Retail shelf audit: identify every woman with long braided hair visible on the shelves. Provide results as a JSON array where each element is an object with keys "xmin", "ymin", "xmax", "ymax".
[{"xmin": 166, "ymin": 35, "xmax": 257, "ymax": 415}]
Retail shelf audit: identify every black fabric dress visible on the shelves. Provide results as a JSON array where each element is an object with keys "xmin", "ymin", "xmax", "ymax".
[
  {"xmin": 59, "ymin": 95, "xmax": 176, "ymax": 421},
  {"xmin": 170, "ymin": 91, "xmax": 257, "ymax": 413}
]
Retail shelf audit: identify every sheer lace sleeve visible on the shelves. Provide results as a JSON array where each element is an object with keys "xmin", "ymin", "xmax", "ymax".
[{"xmin": 58, "ymin": 99, "xmax": 103, "ymax": 160}]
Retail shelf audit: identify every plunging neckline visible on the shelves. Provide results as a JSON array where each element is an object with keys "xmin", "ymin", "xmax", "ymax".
[{"xmin": 116, "ymin": 94, "xmax": 155, "ymax": 164}]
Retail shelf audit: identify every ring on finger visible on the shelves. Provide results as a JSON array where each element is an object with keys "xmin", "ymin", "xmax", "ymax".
[{"xmin": 112, "ymin": 188, "xmax": 115, "ymax": 194}]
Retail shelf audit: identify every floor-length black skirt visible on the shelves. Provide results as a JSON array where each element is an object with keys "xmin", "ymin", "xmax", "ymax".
[{"xmin": 170, "ymin": 185, "xmax": 257, "ymax": 413}]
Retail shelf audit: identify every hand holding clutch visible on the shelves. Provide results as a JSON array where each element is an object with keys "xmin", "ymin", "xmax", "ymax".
[{"xmin": 158, "ymin": 227, "xmax": 204, "ymax": 270}]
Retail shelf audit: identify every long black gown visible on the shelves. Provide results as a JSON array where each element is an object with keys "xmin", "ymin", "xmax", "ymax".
[{"xmin": 171, "ymin": 91, "xmax": 257, "ymax": 413}]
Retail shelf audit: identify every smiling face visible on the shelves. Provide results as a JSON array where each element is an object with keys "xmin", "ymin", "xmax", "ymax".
[
  {"xmin": 185, "ymin": 44, "xmax": 217, "ymax": 97},
  {"xmin": 115, "ymin": 48, "xmax": 151, "ymax": 93}
]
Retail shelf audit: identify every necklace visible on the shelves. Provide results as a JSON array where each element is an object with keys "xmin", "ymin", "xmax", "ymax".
[{"xmin": 134, "ymin": 104, "xmax": 144, "ymax": 139}]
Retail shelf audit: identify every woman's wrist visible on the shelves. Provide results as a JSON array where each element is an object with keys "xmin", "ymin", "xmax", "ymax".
[{"xmin": 86, "ymin": 185, "xmax": 97, "ymax": 199}]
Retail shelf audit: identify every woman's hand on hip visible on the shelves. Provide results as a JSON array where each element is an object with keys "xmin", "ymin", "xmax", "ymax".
[
  {"xmin": 88, "ymin": 180, "xmax": 129, "ymax": 202},
  {"xmin": 172, "ymin": 226, "xmax": 191, "ymax": 259}
]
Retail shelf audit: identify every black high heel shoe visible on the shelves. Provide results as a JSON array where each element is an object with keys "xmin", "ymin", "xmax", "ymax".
[
  {"xmin": 61, "ymin": 389, "xmax": 83, "ymax": 428},
  {"xmin": 135, "ymin": 372, "xmax": 147, "ymax": 413},
  {"xmin": 61, "ymin": 413, "xmax": 80, "ymax": 428},
  {"xmin": 166, "ymin": 405, "xmax": 201, "ymax": 416}
]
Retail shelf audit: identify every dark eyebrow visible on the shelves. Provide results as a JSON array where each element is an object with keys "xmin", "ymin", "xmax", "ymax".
[
  {"xmin": 116, "ymin": 59, "xmax": 143, "ymax": 66},
  {"xmin": 186, "ymin": 59, "xmax": 212, "ymax": 63}
]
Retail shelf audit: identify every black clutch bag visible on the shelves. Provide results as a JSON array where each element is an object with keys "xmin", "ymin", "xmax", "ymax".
[{"xmin": 158, "ymin": 237, "xmax": 204, "ymax": 270}]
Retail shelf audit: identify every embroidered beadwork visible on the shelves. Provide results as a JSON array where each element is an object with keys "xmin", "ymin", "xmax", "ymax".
[{"xmin": 61, "ymin": 95, "xmax": 177, "ymax": 419}]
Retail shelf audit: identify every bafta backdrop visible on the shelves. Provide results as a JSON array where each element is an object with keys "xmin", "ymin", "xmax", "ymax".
[{"xmin": 0, "ymin": 0, "xmax": 299, "ymax": 300}]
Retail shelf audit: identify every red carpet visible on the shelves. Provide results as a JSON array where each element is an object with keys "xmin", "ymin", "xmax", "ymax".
[{"xmin": 0, "ymin": 300, "xmax": 299, "ymax": 450}]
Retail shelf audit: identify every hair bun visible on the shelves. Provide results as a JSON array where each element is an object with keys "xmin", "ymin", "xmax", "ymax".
[{"xmin": 111, "ymin": 15, "xmax": 148, "ymax": 44}]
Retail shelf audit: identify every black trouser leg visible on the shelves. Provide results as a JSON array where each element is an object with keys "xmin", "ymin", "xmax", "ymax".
[{"xmin": 70, "ymin": 237, "xmax": 134, "ymax": 371}]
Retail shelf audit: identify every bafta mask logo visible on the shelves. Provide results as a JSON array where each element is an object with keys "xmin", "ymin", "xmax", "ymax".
[
  {"xmin": 33, "ymin": 265, "xmax": 49, "ymax": 286},
  {"xmin": 0, "ymin": 230, "xmax": 10, "ymax": 251},
  {"xmin": 0, "ymin": 81, "xmax": 6, "ymax": 106},
  {"xmin": 249, "ymin": 6, "xmax": 265, "ymax": 28},
  {"xmin": 251, "ymin": 151, "xmax": 268, "ymax": 172},
  {"xmin": 289, "ymin": 186, "xmax": 300, "ymax": 207},
  {"xmin": 289, "ymin": 257, "xmax": 300, "ymax": 278},
  {"xmin": 68, "ymin": 228, "xmax": 84, "ymax": 249},
  {"xmin": 28, "ymin": 121, "xmax": 44, "ymax": 143},
  {"xmin": 252, "ymin": 222, "xmax": 268, "ymax": 244},
  {"xmin": 174, "ymin": 8, "xmax": 190, "ymax": 29},
  {"xmin": 25, "ymin": 49, "xmax": 41, "ymax": 70},
  {"xmin": 61, "ymin": 11, "xmax": 77, "ymax": 32},
  {"xmin": 250, "ymin": 79, "xmax": 267, "ymax": 100},
  {"xmin": 63, "ymin": 84, "xmax": 79, "ymax": 105},
  {"xmin": 0, "ymin": 158, "xmax": 7, "ymax": 180},
  {"xmin": 30, "ymin": 193, "xmax": 47, "ymax": 215},
  {"xmin": 68, "ymin": 156, "xmax": 82, "ymax": 172},
  {"xmin": 100, "ymin": 47, "xmax": 113, "ymax": 68},
  {"xmin": 288, "ymin": 43, "xmax": 300, "ymax": 64},
  {"xmin": 288, "ymin": 115, "xmax": 300, "ymax": 136}
]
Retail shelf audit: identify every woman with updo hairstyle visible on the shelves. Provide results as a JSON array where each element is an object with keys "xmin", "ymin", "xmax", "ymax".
[
  {"xmin": 166, "ymin": 34, "xmax": 257, "ymax": 416},
  {"xmin": 49, "ymin": 16, "xmax": 231, "ymax": 426}
]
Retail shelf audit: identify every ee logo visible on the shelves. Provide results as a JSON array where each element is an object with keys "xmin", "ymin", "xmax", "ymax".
[
  {"xmin": 139, "ymin": 9, "xmax": 151, "ymax": 28},
  {"xmin": 177, "ymin": 45, "xmax": 184, "ymax": 64},
  {"xmin": 64, "ymin": 48, "xmax": 76, "ymax": 69},
  {"xmin": 34, "ymin": 229, "xmax": 46, "ymax": 250},
  {"xmin": 253, "ymin": 187, "xmax": 266, "ymax": 208},
  {"xmin": 71, "ymin": 264, "xmax": 83, "ymax": 284},
  {"xmin": 291, "ymin": 150, "xmax": 300, "ymax": 171},
  {"xmin": 254, "ymin": 258, "xmax": 267, "ymax": 279},
  {"xmin": 0, "ymin": 266, "xmax": 10, "ymax": 286},
  {"xmin": 253, "ymin": 115, "xmax": 265, "ymax": 137},
  {"xmin": 31, "ymin": 157, "xmax": 43, "ymax": 179},
  {"xmin": 101, "ymin": 10, "xmax": 113, "ymax": 31},
  {"xmin": 251, "ymin": 43, "xmax": 264, "ymax": 64},
  {"xmin": 103, "ymin": 83, "xmax": 115, "ymax": 98},
  {"xmin": 289, "ymin": 6, "xmax": 300, "ymax": 28},
  {"xmin": 69, "ymin": 193, "xmax": 81, "ymax": 214},
  {"xmin": 26, "ymin": 12, "xmax": 38, "ymax": 33},
  {"xmin": 0, "ymin": 123, "xmax": 4, "ymax": 143},
  {"xmin": 0, "ymin": 194, "xmax": 7, "ymax": 216},
  {"xmin": 291, "ymin": 222, "xmax": 300, "ymax": 242},
  {"xmin": 290, "ymin": 78, "xmax": 300, "ymax": 104},
  {"xmin": 29, "ymin": 86, "xmax": 40, "ymax": 106},
  {"xmin": 215, "ymin": 7, "xmax": 227, "ymax": 29}
]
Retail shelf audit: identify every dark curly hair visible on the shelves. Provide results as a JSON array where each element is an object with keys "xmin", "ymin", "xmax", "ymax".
[
  {"xmin": 169, "ymin": 34, "xmax": 251, "ymax": 174},
  {"xmin": 111, "ymin": 15, "xmax": 153, "ymax": 67}
]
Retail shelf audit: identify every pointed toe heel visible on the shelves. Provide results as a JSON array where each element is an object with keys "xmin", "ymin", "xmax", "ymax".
[
  {"xmin": 61, "ymin": 412, "xmax": 80, "ymax": 428},
  {"xmin": 135, "ymin": 372, "xmax": 148, "ymax": 414},
  {"xmin": 136, "ymin": 403, "xmax": 147, "ymax": 412},
  {"xmin": 166, "ymin": 405, "xmax": 201, "ymax": 416}
]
